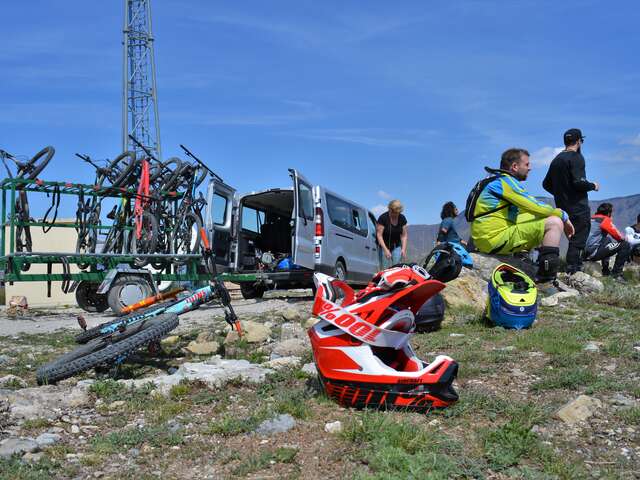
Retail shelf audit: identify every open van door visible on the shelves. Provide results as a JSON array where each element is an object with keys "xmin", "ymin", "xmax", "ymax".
[
  {"xmin": 288, "ymin": 169, "xmax": 315, "ymax": 270},
  {"xmin": 204, "ymin": 178, "xmax": 237, "ymax": 270}
]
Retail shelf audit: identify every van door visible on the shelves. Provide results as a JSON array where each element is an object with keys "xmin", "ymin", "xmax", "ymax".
[
  {"xmin": 288, "ymin": 169, "xmax": 315, "ymax": 269},
  {"xmin": 367, "ymin": 212, "xmax": 381, "ymax": 273},
  {"xmin": 205, "ymin": 178, "xmax": 237, "ymax": 269}
]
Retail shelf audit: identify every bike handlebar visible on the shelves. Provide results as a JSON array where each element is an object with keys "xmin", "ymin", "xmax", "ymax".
[{"xmin": 179, "ymin": 144, "xmax": 223, "ymax": 183}]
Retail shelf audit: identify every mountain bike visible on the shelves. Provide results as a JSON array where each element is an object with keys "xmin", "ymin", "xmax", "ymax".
[
  {"xmin": 36, "ymin": 230, "xmax": 240, "ymax": 385},
  {"xmin": 1, "ymin": 146, "xmax": 55, "ymax": 270}
]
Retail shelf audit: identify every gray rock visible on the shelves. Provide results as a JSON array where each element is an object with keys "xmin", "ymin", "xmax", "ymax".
[
  {"xmin": 0, "ymin": 375, "xmax": 27, "ymax": 389},
  {"xmin": 166, "ymin": 420, "xmax": 182, "ymax": 434},
  {"xmin": 264, "ymin": 356, "xmax": 302, "ymax": 370},
  {"xmin": 225, "ymin": 320, "xmax": 271, "ymax": 344},
  {"xmin": 119, "ymin": 357, "xmax": 274, "ymax": 395},
  {"xmin": 540, "ymin": 290, "xmax": 579, "ymax": 307},
  {"xmin": 470, "ymin": 253, "xmax": 537, "ymax": 282},
  {"xmin": 608, "ymin": 393, "xmax": 637, "ymax": 408},
  {"xmin": 35, "ymin": 432, "xmax": 61, "ymax": 447},
  {"xmin": 583, "ymin": 341, "xmax": 602, "ymax": 353},
  {"xmin": 185, "ymin": 340, "xmax": 220, "ymax": 356},
  {"xmin": 2, "ymin": 384, "xmax": 90, "ymax": 421},
  {"xmin": 255, "ymin": 414, "xmax": 296, "ymax": 435},
  {"xmin": 0, "ymin": 355, "xmax": 12, "ymax": 366},
  {"xmin": 128, "ymin": 448, "xmax": 140, "ymax": 458},
  {"xmin": 0, "ymin": 437, "xmax": 39, "ymax": 458},
  {"xmin": 271, "ymin": 338, "xmax": 310, "ymax": 358},
  {"xmin": 304, "ymin": 317, "xmax": 319, "ymax": 329},
  {"xmin": 301, "ymin": 363, "xmax": 317, "ymax": 375},
  {"xmin": 281, "ymin": 307, "xmax": 302, "ymax": 323},
  {"xmin": 324, "ymin": 421, "xmax": 342, "ymax": 434},
  {"xmin": 560, "ymin": 271, "xmax": 604, "ymax": 294},
  {"xmin": 22, "ymin": 451, "xmax": 44, "ymax": 463},
  {"xmin": 279, "ymin": 322, "xmax": 306, "ymax": 341}
]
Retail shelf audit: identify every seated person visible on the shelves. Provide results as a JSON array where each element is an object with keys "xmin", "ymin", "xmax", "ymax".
[
  {"xmin": 470, "ymin": 148, "xmax": 574, "ymax": 284},
  {"xmin": 625, "ymin": 213, "xmax": 640, "ymax": 259},
  {"xmin": 437, "ymin": 201, "xmax": 467, "ymax": 246},
  {"xmin": 585, "ymin": 203, "xmax": 631, "ymax": 279}
]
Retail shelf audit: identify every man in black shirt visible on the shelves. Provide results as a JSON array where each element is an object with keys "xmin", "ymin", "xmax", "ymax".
[{"xmin": 543, "ymin": 128, "xmax": 599, "ymax": 274}]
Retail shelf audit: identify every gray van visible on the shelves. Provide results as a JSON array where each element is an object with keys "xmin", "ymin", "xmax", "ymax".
[{"xmin": 205, "ymin": 169, "xmax": 380, "ymax": 299}]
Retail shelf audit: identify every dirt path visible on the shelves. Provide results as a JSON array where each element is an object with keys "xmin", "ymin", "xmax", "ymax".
[{"xmin": 0, "ymin": 292, "xmax": 313, "ymax": 337}]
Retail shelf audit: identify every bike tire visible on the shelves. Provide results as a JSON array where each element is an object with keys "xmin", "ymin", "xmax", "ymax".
[
  {"xmin": 75, "ymin": 281, "xmax": 109, "ymax": 313},
  {"xmin": 132, "ymin": 211, "xmax": 159, "ymax": 267},
  {"xmin": 37, "ymin": 313, "xmax": 179, "ymax": 385},
  {"xmin": 109, "ymin": 152, "xmax": 137, "ymax": 188},
  {"xmin": 171, "ymin": 211, "xmax": 203, "ymax": 262},
  {"xmin": 151, "ymin": 158, "xmax": 182, "ymax": 187},
  {"xmin": 75, "ymin": 302, "xmax": 169, "ymax": 344},
  {"xmin": 19, "ymin": 146, "xmax": 55, "ymax": 180}
]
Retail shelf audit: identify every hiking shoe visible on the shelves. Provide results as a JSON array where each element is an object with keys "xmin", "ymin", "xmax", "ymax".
[{"xmin": 536, "ymin": 279, "xmax": 564, "ymax": 296}]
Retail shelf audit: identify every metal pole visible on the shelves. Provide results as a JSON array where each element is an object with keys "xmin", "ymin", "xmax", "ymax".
[{"xmin": 147, "ymin": 0, "xmax": 162, "ymax": 160}]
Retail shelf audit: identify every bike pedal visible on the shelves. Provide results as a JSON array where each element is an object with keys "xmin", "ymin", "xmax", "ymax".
[{"xmin": 77, "ymin": 315, "xmax": 87, "ymax": 331}]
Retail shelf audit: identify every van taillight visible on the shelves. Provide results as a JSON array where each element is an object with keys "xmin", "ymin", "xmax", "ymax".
[{"xmin": 315, "ymin": 207, "xmax": 324, "ymax": 236}]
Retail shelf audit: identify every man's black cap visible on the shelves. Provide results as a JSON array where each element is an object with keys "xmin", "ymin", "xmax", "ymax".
[{"xmin": 563, "ymin": 128, "xmax": 585, "ymax": 145}]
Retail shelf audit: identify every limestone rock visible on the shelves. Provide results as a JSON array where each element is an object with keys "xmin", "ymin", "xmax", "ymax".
[
  {"xmin": 324, "ymin": 421, "xmax": 343, "ymax": 434},
  {"xmin": 195, "ymin": 331, "xmax": 217, "ymax": 343},
  {"xmin": 583, "ymin": 341, "xmax": 602, "ymax": 353},
  {"xmin": 441, "ymin": 274, "xmax": 487, "ymax": 311},
  {"xmin": 255, "ymin": 414, "xmax": 296, "ymax": 435},
  {"xmin": 540, "ymin": 290, "xmax": 579, "ymax": 307},
  {"xmin": 560, "ymin": 271, "xmax": 604, "ymax": 294},
  {"xmin": 0, "ymin": 375, "xmax": 28, "ymax": 389},
  {"xmin": 281, "ymin": 307, "xmax": 302, "ymax": 323},
  {"xmin": 35, "ymin": 432, "xmax": 61, "ymax": 448},
  {"xmin": 271, "ymin": 338, "xmax": 310, "ymax": 358},
  {"xmin": 185, "ymin": 341, "xmax": 220, "ymax": 356},
  {"xmin": 119, "ymin": 357, "xmax": 274, "ymax": 395},
  {"xmin": 0, "ymin": 437, "xmax": 39, "ymax": 458},
  {"xmin": 555, "ymin": 395, "xmax": 602, "ymax": 424},
  {"xmin": 225, "ymin": 320, "xmax": 271, "ymax": 344},
  {"xmin": 304, "ymin": 317, "xmax": 319, "ymax": 329},
  {"xmin": 301, "ymin": 363, "xmax": 317, "ymax": 375},
  {"xmin": 160, "ymin": 335, "xmax": 181, "ymax": 347},
  {"xmin": 263, "ymin": 356, "xmax": 302, "ymax": 370},
  {"xmin": 2, "ymin": 384, "xmax": 90, "ymax": 421},
  {"xmin": 470, "ymin": 253, "xmax": 537, "ymax": 282},
  {"xmin": 280, "ymin": 322, "xmax": 306, "ymax": 341}
]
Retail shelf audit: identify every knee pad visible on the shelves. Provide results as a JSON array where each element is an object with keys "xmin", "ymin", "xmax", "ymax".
[{"xmin": 537, "ymin": 246, "xmax": 560, "ymax": 282}]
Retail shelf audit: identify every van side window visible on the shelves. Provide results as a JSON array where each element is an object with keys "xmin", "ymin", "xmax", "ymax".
[
  {"xmin": 298, "ymin": 182, "xmax": 314, "ymax": 220},
  {"xmin": 351, "ymin": 208, "xmax": 368, "ymax": 237},
  {"xmin": 326, "ymin": 194, "xmax": 352, "ymax": 231},
  {"xmin": 241, "ymin": 206, "xmax": 265, "ymax": 233},
  {"xmin": 212, "ymin": 193, "xmax": 228, "ymax": 226},
  {"xmin": 368, "ymin": 213, "xmax": 378, "ymax": 240}
]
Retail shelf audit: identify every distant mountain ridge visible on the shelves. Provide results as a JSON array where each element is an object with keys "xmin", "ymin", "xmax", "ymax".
[{"xmin": 407, "ymin": 193, "xmax": 640, "ymax": 259}]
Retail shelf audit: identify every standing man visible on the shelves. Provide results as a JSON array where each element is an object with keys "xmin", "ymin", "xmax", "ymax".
[{"xmin": 543, "ymin": 128, "xmax": 599, "ymax": 274}]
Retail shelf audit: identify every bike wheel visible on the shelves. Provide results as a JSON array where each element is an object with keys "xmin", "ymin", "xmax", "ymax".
[
  {"xmin": 109, "ymin": 152, "xmax": 137, "ymax": 188},
  {"xmin": 75, "ymin": 302, "xmax": 169, "ymax": 344},
  {"xmin": 171, "ymin": 211, "xmax": 202, "ymax": 263},
  {"xmin": 132, "ymin": 211, "xmax": 159, "ymax": 267},
  {"xmin": 75, "ymin": 281, "xmax": 109, "ymax": 313},
  {"xmin": 37, "ymin": 313, "xmax": 179, "ymax": 385},
  {"xmin": 151, "ymin": 158, "xmax": 182, "ymax": 187},
  {"xmin": 18, "ymin": 146, "xmax": 55, "ymax": 180}
]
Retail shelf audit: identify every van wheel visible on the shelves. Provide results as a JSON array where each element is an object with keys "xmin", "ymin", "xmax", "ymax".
[
  {"xmin": 334, "ymin": 260, "xmax": 347, "ymax": 281},
  {"xmin": 107, "ymin": 275, "xmax": 154, "ymax": 315},
  {"xmin": 240, "ymin": 283, "xmax": 265, "ymax": 300}
]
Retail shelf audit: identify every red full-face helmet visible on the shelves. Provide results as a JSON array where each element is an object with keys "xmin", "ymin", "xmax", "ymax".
[{"xmin": 308, "ymin": 265, "xmax": 459, "ymax": 411}]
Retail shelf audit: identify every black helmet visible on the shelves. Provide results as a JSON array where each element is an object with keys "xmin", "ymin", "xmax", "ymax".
[{"xmin": 423, "ymin": 244, "xmax": 462, "ymax": 283}]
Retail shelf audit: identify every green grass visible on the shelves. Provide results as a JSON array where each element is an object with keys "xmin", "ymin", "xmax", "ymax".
[
  {"xmin": 21, "ymin": 418, "xmax": 52, "ymax": 431},
  {"xmin": 0, "ymin": 457, "xmax": 65, "ymax": 480},
  {"xmin": 232, "ymin": 447, "xmax": 298, "ymax": 477},
  {"xmin": 590, "ymin": 281, "xmax": 640, "ymax": 309},
  {"xmin": 616, "ymin": 406, "xmax": 640, "ymax": 424},
  {"xmin": 90, "ymin": 425, "xmax": 184, "ymax": 455},
  {"xmin": 204, "ymin": 409, "xmax": 270, "ymax": 436}
]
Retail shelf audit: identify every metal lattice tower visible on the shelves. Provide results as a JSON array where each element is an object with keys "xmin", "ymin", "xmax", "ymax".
[{"xmin": 122, "ymin": 0, "xmax": 162, "ymax": 160}]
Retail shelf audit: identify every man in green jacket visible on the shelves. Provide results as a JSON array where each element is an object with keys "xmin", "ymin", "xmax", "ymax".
[{"xmin": 470, "ymin": 148, "xmax": 575, "ymax": 283}]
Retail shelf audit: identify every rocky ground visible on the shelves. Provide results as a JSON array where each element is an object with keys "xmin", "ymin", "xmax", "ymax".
[{"xmin": 0, "ymin": 259, "xmax": 639, "ymax": 479}]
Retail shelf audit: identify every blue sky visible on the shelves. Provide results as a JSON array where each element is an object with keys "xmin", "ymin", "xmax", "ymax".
[{"xmin": 2, "ymin": 0, "xmax": 639, "ymax": 224}]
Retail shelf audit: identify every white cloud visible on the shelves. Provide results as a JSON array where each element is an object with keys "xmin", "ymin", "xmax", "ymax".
[
  {"xmin": 371, "ymin": 204, "xmax": 387, "ymax": 216},
  {"xmin": 285, "ymin": 128, "xmax": 434, "ymax": 147},
  {"xmin": 530, "ymin": 146, "xmax": 563, "ymax": 167},
  {"xmin": 621, "ymin": 134, "xmax": 640, "ymax": 146},
  {"xmin": 377, "ymin": 190, "xmax": 392, "ymax": 200}
]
